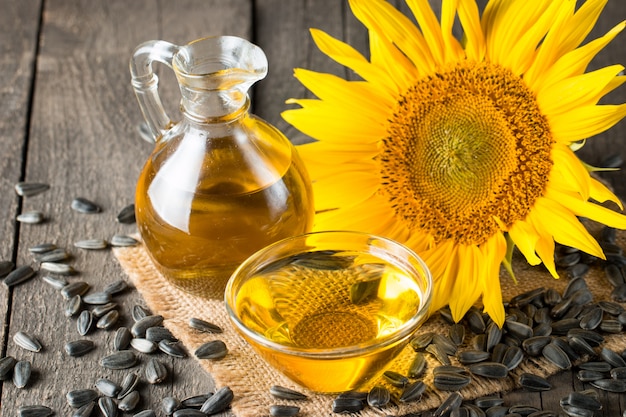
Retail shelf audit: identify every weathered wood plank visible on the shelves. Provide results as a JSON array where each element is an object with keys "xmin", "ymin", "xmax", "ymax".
[
  {"xmin": 0, "ymin": 0, "xmax": 43, "ymax": 380},
  {"xmin": 3, "ymin": 1, "xmax": 250, "ymax": 416}
]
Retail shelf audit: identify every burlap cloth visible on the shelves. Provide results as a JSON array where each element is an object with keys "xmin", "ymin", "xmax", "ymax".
[{"xmin": 112, "ymin": 225, "xmax": 626, "ymax": 417}]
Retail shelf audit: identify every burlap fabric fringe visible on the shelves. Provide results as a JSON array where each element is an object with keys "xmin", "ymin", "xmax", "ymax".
[{"xmin": 113, "ymin": 226, "xmax": 626, "ymax": 417}]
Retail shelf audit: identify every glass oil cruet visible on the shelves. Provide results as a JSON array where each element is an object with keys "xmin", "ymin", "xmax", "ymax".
[{"xmin": 129, "ymin": 36, "xmax": 314, "ymax": 297}]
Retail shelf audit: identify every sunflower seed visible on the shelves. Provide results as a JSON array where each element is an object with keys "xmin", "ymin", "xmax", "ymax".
[
  {"xmin": 37, "ymin": 248, "xmax": 71, "ymax": 263},
  {"xmin": 132, "ymin": 314, "xmax": 164, "ymax": 337},
  {"xmin": 101, "ymin": 350, "xmax": 137, "ymax": 370},
  {"xmin": 96, "ymin": 377, "xmax": 122, "ymax": 397},
  {"xmin": 434, "ymin": 371, "xmax": 472, "ymax": 391},
  {"xmin": 509, "ymin": 405, "xmax": 540, "ymax": 416},
  {"xmin": 71, "ymin": 197, "xmax": 101, "ymax": 214},
  {"xmin": 41, "ymin": 274, "xmax": 68, "ymax": 290},
  {"xmin": 590, "ymin": 378, "xmax": 626, "ymax": 392},
  {"xmin": 468, "ymin": 362, "xmax": 509, "ymax": 378},
  {"xmin": 98, "ymin": 396, "xmax": 117, "ymax": 417},
  {"xmin": 103, "ymin": 280, "xmax": 129, "ymax": 295},
  {"xmin": 522, "ymin": 336, "xmax": 551, "ymax": 356},
  {"xmin": 133, "ymin": 410, "xmax": 156, "ymax": 417},
  {"xmin": 117, "ymin": 372, "xmax": 140, "ymax": 399},
  {"xmin": 408, "ymin": 352, "xmax": 427, "ymax": 378},
  {"xmin": 65, "ymin": 339, "xmax": 95, "ymax": 357},
  {"xmin": 410, "ymin": 332, "xmax": 434, "ymax": 350},
  {"xmin": 18, "ymin": 405, "xmax": 53, "ymax": 417},
  {"xmin": 474, "ymin": 396, "xmax": 505, "ymax": 409},
  {"xmin": 604, "ymin": 264, "xmax": 625, "ymax": 287},
  {"xmin": 483, "ymin": 405, "xmax": 508, "ymax": 417},
  {"xmin": 457, "ymin": 350, "xmax": 490, "ymax": 365},
  {"xmin": 92, "ymin": 302, "xmax": 118, "ymax": 317},
  {"xmin": 599, "ymin": 300, "xmax": 624, "ymax": 316},
  {"xmin": 269, "ymin": 405, "xmax": 300, "ymax": 417},
  {"xmin": 67, "ymin": 388, "xmax": 99, "ymax": 408},
  {"xmin": 162, "ymin": 397, "xmax": 181, "ymax": 415},
  {"xmin": 562, "ymin": 392, "xmax": 602, "ymax": 411},
  {"xmin": 114, "ymin": 327, "xmax": 132, "ymax": 351},
  {"xmin": 556, "ymin": 252, "xmax": 581, "ymax": 268},
  {"xmin": 611, "ymin": 283, "xmax": 626, "ymax": 302},
  {"xmin": 111, "ymin": 234, "xmax": 139, "ymax": 247},
  {"xmin": 518, "ymin": 373, "xmax": 551, "ymax": 392},
  {"xmin": 612, "ymin": 367, "xmax": 626, "ymax": 380},
  {"xmin": 13, "ymin": 360, "xmax": 31, "ymax": 388},
  {"xmin": 378, "ymin": 370, "xmax": 405, "ymax": 388},
  {"xmin": 145, "ymin": 358, "xmax": 167, "ymax": 384},
  {"xmin": 119, "ymin": 391, "xmax": 140, "ymax": 411},
  {"xmin": 367, "ymin": 385, "xmax": 390, "ymax": 408},
  {"xmin": 466, "ymin": 308, "xmax": 486, "ymax": 333},
  {"xmin": 77, "ymin": 310, "xmax": 94, "ymax": 335},
  {"xmin": 505, "ymin": 320, "xmax": 533, "ymax": 340},
  {"xmin": 577, "ymin": 369, "xmax": 605, "ymax": 382},
  {"xmin": 62, "ymin": 281, "xmax": 90, "ymax": 299},
  {"xmin": 579, "ymin": 361, "xmax": 612, "ymax": 372},
  {"xmin": 158, "ymin": 340, "xmax": 187, "ymax": 358},
  {"xmin": 502, "ymin": 346, "xmax": 524, "ymax": 371},
  {"xmin": 449, "ymin": 323, "xmax": 465, "ymax": 346},
  {"xmin": 533, "ymin": 322, "xmax": 552, "ymax": 337},
  {"xmin": 117, "ymin": 204, "xmax": 136, "ymax": 224},
  {"xmin": 15, "ymin": 182, "xmax": 50, "ymax": 197},
  {"xmin": 189, "ymin": 317, "xmax": 223, "ymax": 334},
  {"xmin": 96, "ymin": 310, "xmax": 120, "ymax": 330},
  {"xmin": 269, "ymin": 385, "xmax": 307, "ymax": 401},
  {"xmin": 486, "ymin": 322, "xmax": 503, "ymax": 352},
  {"xmin": 426, "ymin": 342, "xmax": 451, "ymax": 365},
  {"xmin": 132, "ymin": 304, "xmax": 150, "ymax": 321},
  {"xmin": 399, "ymin": 380, "xmax": 426, "ymax": 403},
  {"xmin": 464, "ymin": 404, "xmax": 487, "ymax": 417},
  {"xmin": 567, "ymin": 263, "xmax": 590, "ymax": 280},
  {"xmin": 332, "ymin": 398, "xmax": 365, "ymax": 413},
  {"xmin": 83, "ymin": 291, "xmax": 112, "ymax": 305},
  {"xmin": 433, "ymin": 392, "xmax": 463, "ymax": 417},
  {"xmin": 490, "ymin": 343, "xmax": 508, "ymax": 363},
  {"xmin": 551, "ymin": 318, "xmax": 581, "ymax": 335},
  {"xmin": 195, "ymin": 340, "xmax": 228, "ymax": 360},
  {"xmin": 172, "ymin": 410, "xmax": 206, "ymax": 417},
  {"xmin": 542, "ymin": 343, "xmax": 572, "ymax": 370},
  {"xmin": 14, "ymin": 331, "xmax": 42, "ymax": 352},
  {"xmin": 74, "ymin": 239, "xmax": 108, "ymax": 250},
  {"xmin": 65, "ymin": 295, "xmax": 82, "ymax": 317},
  {"xmin": 0, "ymin": 356, "xmax": 16, "ymax": 380},
  {"xmin": 336, "ymin": 391, "xmax": 368, "ymax": 401},
  {"xmin": 40, "ymin": 261, "xmax": 75, "ymax": 275},
  {"xmin": 579, "ymin": 307, "xmax": 603, "ymax": 330},
  {"xmin": 73, "ymin": 401, "xmax": 96, "ymax": 417},
  {"xmin": 568, "ymin": 336, "xmax": 597, "ymax": 357},
  {"xmin": 4, "ymin": 265, "xmax": 36, "ymax": 287},
  {"xmin": 181, "ymin": 394, "xmax": 210, "ymax": 409},
  {"xmin": 146, "ymin": 326, "xmax": 176, "ymax": 342},
  {"xmin": 600, "ymin": 347, "xmax": 626, "ymax": 368},
  {"xmin": 17, "ymin": 211, "xmax": 44, "ymax": 224},
  {"xmin": 200, "ymin": 386, "xmax": 234, "ymax": 415},
  {"xmin": 29, "ymin": 243, "xmax": 56, "ymax": 254},
  {"xmin": 600, "ymin": 319, "xmax": 623, "ymax": 333}
]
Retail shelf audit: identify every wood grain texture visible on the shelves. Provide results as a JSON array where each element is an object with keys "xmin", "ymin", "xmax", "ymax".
[
  {"xmin": 0, "ymin": 0, "xmax": 43, "ymax": 371},
  {"xmin": 1, "ymin": 0, "xmax": 626, "ymax": 416}
]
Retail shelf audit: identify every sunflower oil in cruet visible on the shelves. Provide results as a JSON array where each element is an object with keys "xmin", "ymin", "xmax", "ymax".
[{"xmin": 130, "ymin": 37, "xmax": 314, "ymax": 297}]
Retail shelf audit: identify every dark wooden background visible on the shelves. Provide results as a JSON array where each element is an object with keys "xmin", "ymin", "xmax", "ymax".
[{"xmin": 1, "ymin": 0, "xmax": 625, "ymax": 416}]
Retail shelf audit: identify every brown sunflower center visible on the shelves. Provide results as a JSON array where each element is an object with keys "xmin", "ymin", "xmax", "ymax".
[{"xmin": 380, "ymin": 61, "xmax": 554, "ymax": 246}]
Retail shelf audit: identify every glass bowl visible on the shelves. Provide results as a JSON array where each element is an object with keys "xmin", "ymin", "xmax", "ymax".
[{"xmin": 224, "ymin": 231, "xmax": 432, "ymax": 393}]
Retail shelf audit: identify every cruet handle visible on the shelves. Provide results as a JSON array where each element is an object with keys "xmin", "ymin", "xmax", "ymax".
[{"xmin": 129, "ymin": 40, "xmax": 180, "ymax": 143}]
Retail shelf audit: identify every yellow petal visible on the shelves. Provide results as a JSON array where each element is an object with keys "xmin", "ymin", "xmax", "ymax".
[
  {"xmin": 457, "ymin": 0, "xmax": 486, "ymax": 61},
  {"xmin": 368, "ymin": 30, "xmax": 419, "ymax": 93},
  {"xmin": 537, "ymin": 21, "xmax": 626, "ymax": 90},
  {"xmin": 550, "ymin": 145, "xmax": 591, "ymax": 200},
  {"xmin": 508, "ymin": 220, "xmax": 542, "ymax": 266},
  {"xmin": 296, "ymin": 140, "xmax": 378, "ymax": 168},
  {"xmin": 449, "ymin": 244, "xmax": 483, "ymax": 323},
  {"xmin": 309, "ymin": 28, "xmax": 397, "ymax": 97},
  {"xmin": 546, "ymin": 188, "xmax": 626, "ymax": 230},
  {"xmin": 589, "ymin": 176, "xmax": 624, "ymax": 210},
  {"xmin": 312, "ymin": 169, "xmax": 379, "ymax": 211},
  {"xmin": 349, "ymin": 0, "xmax": 436, "ymax": 72},
  {"xmin": 293, "ymin": 68, "xmax": 393, "ymax": 119},
  {"xmin": 549, "ymin": 104, "xmax": 626, "ymax": 143},
  {"xmin": 537, "ymin": 65, "xmax": 625, "ymax": 115},
  {"xmin": 554, "ymin": 0, "xmax": 608, "ymax": 56},
  {"xmin": 527, "ymin": 211, "xmax": 559, "ymax": 278},
  {"xmin": 533, "ymin": 197, "xmax": 604, "ymax": 258},
  {"xmin": 282, "ymin": 101, "xmax": 386, "ymax": 144},
  {"xmin": 479, "ymin": 233, "xmax": 507, "ymax": 327}
]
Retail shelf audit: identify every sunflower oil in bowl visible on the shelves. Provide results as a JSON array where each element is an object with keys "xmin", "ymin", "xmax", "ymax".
[{"xmin": 225, "ymin": 231, "xmax": 432, "ymax": 393}]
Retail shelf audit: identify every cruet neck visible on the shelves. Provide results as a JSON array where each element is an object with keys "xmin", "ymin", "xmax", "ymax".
[{"xmin": 173, "ymin": 36, "xmax": 268, "ymax": 121}]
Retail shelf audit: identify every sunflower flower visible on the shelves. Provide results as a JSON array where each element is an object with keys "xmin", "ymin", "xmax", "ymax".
[{"xmin": 282, "ymin": 0, "xmax": 626, "ymax": 326}]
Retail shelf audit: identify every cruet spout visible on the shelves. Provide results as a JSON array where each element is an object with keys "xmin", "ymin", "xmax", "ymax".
[{"xmin": 130, "ymin": 36, "xmax": 268, "ymax": 139}]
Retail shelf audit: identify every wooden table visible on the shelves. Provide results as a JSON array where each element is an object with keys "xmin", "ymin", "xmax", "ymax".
[{"xmin": 1, "ymin": 1, "xmax": 625, "ymax": 416}]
